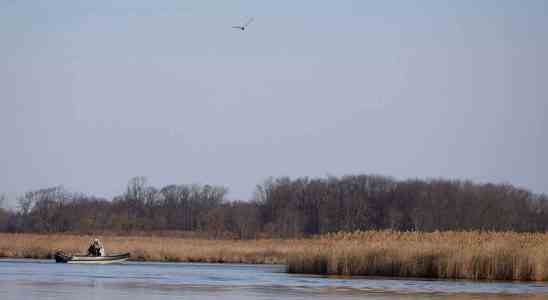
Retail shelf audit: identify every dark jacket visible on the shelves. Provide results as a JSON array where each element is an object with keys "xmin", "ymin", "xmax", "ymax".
[{"xmin": 88, "ymin": 244, "xmax": 100, "ymax": 256}]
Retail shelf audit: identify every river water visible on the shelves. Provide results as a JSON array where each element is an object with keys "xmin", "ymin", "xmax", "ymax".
[{"xmin": 1, "ymin": 259, "xmax": 548, "ymax": 300}]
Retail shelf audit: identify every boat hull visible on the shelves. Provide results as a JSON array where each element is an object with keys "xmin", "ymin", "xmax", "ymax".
[{"xmin": 54, "ymin": 251, "xmax": 130, "ymax": 264}]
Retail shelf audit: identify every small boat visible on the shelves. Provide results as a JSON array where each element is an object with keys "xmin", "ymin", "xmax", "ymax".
[{"xmin": 54, "ymin": 251, "xmax": 130, "ymax": 264}]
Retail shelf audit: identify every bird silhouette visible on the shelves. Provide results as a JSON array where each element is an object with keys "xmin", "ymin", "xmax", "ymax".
[{"xmin": 232, "ymin": 17, "xmax": 254, "ymax": 31}]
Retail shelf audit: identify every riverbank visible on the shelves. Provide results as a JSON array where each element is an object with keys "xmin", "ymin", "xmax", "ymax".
[{"xmin": 2, "ymin": 231, "xmax": 548, "ymax": 281}]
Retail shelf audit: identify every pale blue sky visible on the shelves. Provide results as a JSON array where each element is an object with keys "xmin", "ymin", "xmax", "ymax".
[{"xmin": 1, "ymin": 0, "xmax": 547, "ymax": 204}]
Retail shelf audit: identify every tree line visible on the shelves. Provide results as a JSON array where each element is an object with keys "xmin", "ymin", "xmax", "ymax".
[{"xmin": 1, "ymin": 175, "xmax": 547, "ymax": 238}]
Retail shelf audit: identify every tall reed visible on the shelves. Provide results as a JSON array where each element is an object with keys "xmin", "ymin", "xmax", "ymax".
[
  {"xmin": 2, "ymin": 231, "xmax": 548, "ymax": 281},
  {"xmin": 287, "ymin": 230, "xmax": 548, "ymax": 281}
]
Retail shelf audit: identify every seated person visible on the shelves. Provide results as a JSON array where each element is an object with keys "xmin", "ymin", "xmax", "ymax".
[{"xmin": 87, "ymin": 238, "xmax": 105, "ymax": 256}]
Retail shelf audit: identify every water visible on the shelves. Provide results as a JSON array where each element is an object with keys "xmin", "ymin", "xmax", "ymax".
[{"xmin": 1, "ymin": 259, "xmax": 548, "ymax": 300}]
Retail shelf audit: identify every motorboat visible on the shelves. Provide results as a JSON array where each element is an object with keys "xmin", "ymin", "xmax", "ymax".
[{"xmin": 54, "ymin": 251, "xmax": 130, "ymax": 264}]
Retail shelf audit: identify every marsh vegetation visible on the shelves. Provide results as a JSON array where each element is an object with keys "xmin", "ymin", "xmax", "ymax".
[
  {"xmin": 2, "ymin": 230, "xmax": 548, "ymax": 281},
  {"xmin": 287, "ymin": 230, "xmax": 548, "ymax": 281}
]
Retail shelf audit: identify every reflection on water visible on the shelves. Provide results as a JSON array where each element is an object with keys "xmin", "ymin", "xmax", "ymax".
[{"xmin": 1, "ymin": 259, "xmax": 547, "ymax": 300}]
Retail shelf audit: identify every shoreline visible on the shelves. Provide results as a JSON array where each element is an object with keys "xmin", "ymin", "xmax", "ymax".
[{"xmin": 2, "ymin": 231, "xmax": 548, "ymax": 281}]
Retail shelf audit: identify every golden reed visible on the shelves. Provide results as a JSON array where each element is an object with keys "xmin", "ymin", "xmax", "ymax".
[
  {"xmin": 0, "ymin": 233, "xmax": 307, "ymax": 264},
  {"xmin": 287, "ymin": 230, "xmax": 548, "ymax": 281},
  {"xmin": 1, "ymin": 231, "xmax": 547, "ymax": 281}
]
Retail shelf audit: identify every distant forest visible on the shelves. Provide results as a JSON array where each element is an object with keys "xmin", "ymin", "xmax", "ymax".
[{"xmin": 1, "ymin": 175, "xmax": 547, "ymax": 238}]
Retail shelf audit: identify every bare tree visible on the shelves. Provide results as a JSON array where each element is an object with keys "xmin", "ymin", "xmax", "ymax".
[{"xmin": 3, "ymin": 175, "xmax": 547, "ymax": 236}]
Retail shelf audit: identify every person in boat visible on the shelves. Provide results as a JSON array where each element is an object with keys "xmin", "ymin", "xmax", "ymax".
[{"xmin": 87, "ymin": 238, "xmax": 105, "ymax": 256}]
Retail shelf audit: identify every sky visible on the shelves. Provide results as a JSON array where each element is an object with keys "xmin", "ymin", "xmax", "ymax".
[{"xmin": 1, "ymin": 0, "xmax": 547, "ymax": 206}]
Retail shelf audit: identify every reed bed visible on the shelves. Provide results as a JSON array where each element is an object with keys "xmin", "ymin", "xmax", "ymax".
[
  {"xmin": 287, "ymin": 231, "xmax": 548, "ymax": 281},
  {"xmin": 0, "ymin": 233, "xmax": 311, "ymax": 264},
  {"xmin": 2, "ymin": 231, "xmax": 548, "ymax": 281}
]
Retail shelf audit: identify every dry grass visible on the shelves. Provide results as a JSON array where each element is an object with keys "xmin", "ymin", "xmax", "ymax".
[
  {"xmin": 0, "ymin": 233, "xmax": 309, "ymax": 264},
  {"xmin": 2, "ymin": 231, "xmax": 548, "ymax": 281},
  {"xmin": 287, "ymin": 230, "xmax": 548, "ymax": 281}
]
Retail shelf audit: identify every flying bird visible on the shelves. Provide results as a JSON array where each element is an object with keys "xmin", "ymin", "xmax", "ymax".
[{"xmin": 232, "ymin": 17, "xmax": 254, "ymax": 31}]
